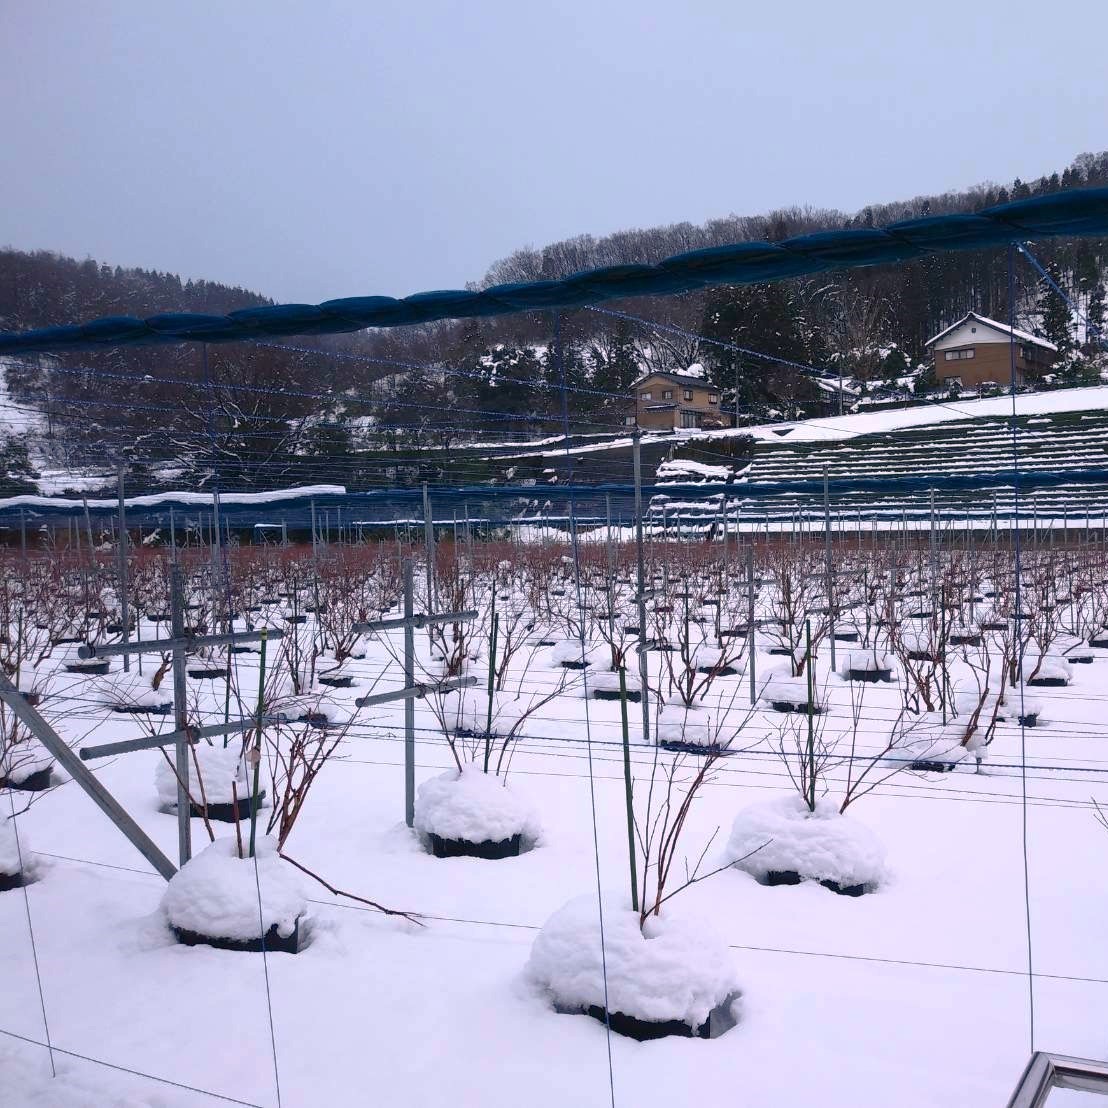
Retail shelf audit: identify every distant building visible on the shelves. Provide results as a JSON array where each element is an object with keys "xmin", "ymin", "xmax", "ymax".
[
  {"xmin": 925, "ymin": 312, "xmax": 1057, "ymax": 389},
  {"xmin": 628, "ymin": 369, "xmax": 729, "ymax": 431}
]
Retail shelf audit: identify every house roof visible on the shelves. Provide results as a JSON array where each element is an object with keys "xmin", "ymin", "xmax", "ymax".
[
  {"xmin": 631, "ymin": 368, "xmax": 713, "ymax": 388},
  {"xmin": 924, "ymin": 312, "xmax": 1059, "ymax": 352}
]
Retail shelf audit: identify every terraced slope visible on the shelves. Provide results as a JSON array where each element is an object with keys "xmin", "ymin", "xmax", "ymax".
[{"xmin": 653, "ymin": 400, "xmax": 1108, "ymax": 529}]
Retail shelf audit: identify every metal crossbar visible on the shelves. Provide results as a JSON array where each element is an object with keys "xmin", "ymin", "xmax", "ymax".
[
  {"xmin": 78, "ymin": 628, "xmax": 283, "ymax": 659},
  {"xmin": 353, "ymin": 609, "xmax": 476, "ymax": 633},
  {"xmin": 1007, "ymin": 1052, "xmax": 1108, "ymax": 1106},
  {"xmin": 354, "ymin": 675, "xmax": 477, "ymax": 709}
]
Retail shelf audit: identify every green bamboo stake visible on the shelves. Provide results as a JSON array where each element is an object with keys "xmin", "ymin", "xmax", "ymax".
[
  {"xmin": 248, "ymin": 628, "xmax": 268, "ymax": 858},
  {"xmin": 618, "ymin": 665, "xmax": 639, "ymax": 913}
]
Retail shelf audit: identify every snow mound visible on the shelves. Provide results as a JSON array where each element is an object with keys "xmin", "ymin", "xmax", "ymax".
[
  {"xmin": 587, "ymin": 669, "xmax": 641, "ymax": 694},
  {"xmin": 550, "ymin": 639, "xmax": 599, "ymax": 667},
  {"xmin": 440, "ymin": 689, "xmax": 525, "ymax": 737},
  {"xmin": 155, "ymin": 742, "xmax": 257, "ymax": 806},
  {"xmin": 1, "ymin": 817, "xmax": 32, "ymax": 878},
  {"xmin": 1, "ymin": 742, "xmax": 53, "ymax": 784},
  {"xmin": 161, "ymin": 836, "xmax": 306, "ymax": 942},
  {"xmin": 527, "ymin": 895, "xmax": 739, "ymax": 1028},
  {"xmin": 656, "ymin": 702, "xmax": 715, "ymax": 747},
  {"xmin": 723, "ymin": 795, "xmax": 886, "ymax": 889},
  {"xmin": 839, "ymin": 650, "xmax": 894, "ymax": 676},
  {"xmin": 760, "ymin": 674, "xmax": 824, "ymax": 709},
  {"xmin": 96, "ymin": 672, "xmax": 173, "ymax": 711},
  {"xmin": 414, "ymin": 764, "xmax": 540, "ymax": 844}
]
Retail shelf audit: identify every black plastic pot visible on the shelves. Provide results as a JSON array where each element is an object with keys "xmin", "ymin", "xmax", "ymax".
[
  {"xmin": 66, "ymin": 660, "xmax": 110, "ymax": 675},
  {"xmin": 697, "ymin": 665, "xmax": 739, "ymax": 677},
  {"xmin": 848, "ymin": 668, "xmax": 892, "ymax": 683},
  {"xmin": 51, "ymin": 635, "xmax": 84, "ymax": 645},
  {"xmin": 980, "ymin": 621, "xmax": 1008, "ymax": 631},
  {"xmin": 1017, "ymin": 712, "xmax": 1039, "ymax": 727},
  {"xmin": 112, "ymin": 701, "xmax": 173, "ymax": 715},
  {"xmin": 190, "ymin": 791, "xmax": 267, "ymax": 823},
  {"xmin": 172, "ymin": 917, "xmax": 301, "ymax": 954},
  {"xmin": 318, "ymin": 674, "xmax": 355, "ymax": 688},
  {"xmin": 622, "ymin": 625, "xmax": 640, "ymax": 636},
  {"xmin": 284, "ymin": 614, "xmax": 308, "ymax": 625},
  {"xmin": 560, "ymin": 659, "xmax": 591, "ymax": 669},
  {"xmin": 583, "ymin": 990, "xmax": 738, "ymax": 1041},
  {"xmin": 592, "ymin": 687, "xmax": 642, "ymax": 702},
  {"xmin": 767, "ymin": 647, "xmax": 794, "ymax": 657},
  {"xmin": 770, "ymin": 700, "xmax": 823, "ymax": 715},
  {"xmin": 0, "ymin": 870, "xmax": 27, "ymax": 892},
  {"xmin": 910, "ymin": 759, "xmax": 956, "ymax": 772},
  {"xmin": 427, "ymin": 832, "xmax": 521, "ymax": 860},
  {"xmin": 187, "ymin": 667, "xmax": 227, "ymax": 680},
  {"xmin": 1089, "ymin": 635, "xmax": 1108, "ymax": 649},
  {"xmin": 660, "ymin": 740, "xmax": 726, "ymax": 756},
  {"xmin": 0, "ymin": 766, "xmax": 52, "ymax": 791},
  {"xmin": 906, "ymin": 650, "xmax": 943, "ymax": 663},
  {"xmin": 833, "ymin": 631, "xmax": 860, "ymax": 643},
  {"xmin": 297, "ymin": 712, "xmax": 331, "ymax": 729},
  {"xmin": 949, "ymin": 633, "xmax": 982, "ymax": 646},
  {"xmin": 1067, "ymin": 653, "xmax": 1094, "ymax": 665},
  {"xmin": 1027, "ymin": 676, "xmax": 1067, "ymax": 687},
  {"xmin": 762, "ymin": 869, "xmax": 866, "ymax": 897}
]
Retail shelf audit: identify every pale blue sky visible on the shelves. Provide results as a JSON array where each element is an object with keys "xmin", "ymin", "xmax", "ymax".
[{"xmin": 1, "ymin": 0, "xmax": 1105, "ymax": 305}]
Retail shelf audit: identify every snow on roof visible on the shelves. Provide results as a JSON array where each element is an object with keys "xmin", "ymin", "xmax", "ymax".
[
  {"xmin": 631, "ymin": 366, "xmax": 711, "ymax": 387},
  {"xmin": 924, "ymin": 312, "xmax": 1058, "ymax": 352}
]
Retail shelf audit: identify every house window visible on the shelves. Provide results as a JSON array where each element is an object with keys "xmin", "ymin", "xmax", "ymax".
[
  {"xmin": 944, "ymin": 348, "xmax": 975, "ymax": 361},
  {"xmin": 662, "ymin": 389, "xmax": 673, "ymax": 400},
  {"xmin": 683, "ymin": 388, "xmax": 693, "ymax": 401},
  {"xmin": 680, "ymin": 411, "xmax": 699, "ymax": 429},
  {"xmin": 623, "ymin": 415, "xmax": 636, "ymax": 426},
  {"xmin": 640, "ymin": 390, "xmax": 652, "ymax": 401},
  {"xmin": 708, "ymin": 393, "xmax": 719, "ymax": 403}
]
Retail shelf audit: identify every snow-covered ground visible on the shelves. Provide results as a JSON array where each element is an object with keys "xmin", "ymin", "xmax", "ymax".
[{"xmin": 3, "ymin": 574, "xmax": 1107, "ymax": 1106}]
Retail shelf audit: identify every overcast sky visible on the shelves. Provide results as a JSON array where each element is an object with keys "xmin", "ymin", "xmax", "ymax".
[{"xmin": 1, "ymin": 1, "xmax": 1105, "ymax": 306}]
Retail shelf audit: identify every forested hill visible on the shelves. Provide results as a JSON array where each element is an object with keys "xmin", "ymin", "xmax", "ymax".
[{"xmin": 0, "ymin": 150, "xmax": 1106, "ymax": 494}]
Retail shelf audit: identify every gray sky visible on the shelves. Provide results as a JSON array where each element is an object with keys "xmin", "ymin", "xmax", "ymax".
[{"xmin": 1, "ymin": 1, "xmax": 1105, "ymax": 306}]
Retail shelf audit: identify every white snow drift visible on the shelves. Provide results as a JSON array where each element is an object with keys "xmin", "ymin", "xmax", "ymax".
[
  {"xmin": 724, "ymin": 795, "xmax": 886, "ymax": 889},
  {"xmin": 161, "ymin": 836, "xmax": 306, "ymax": 942},
  {"xmin": 414, "ymin": 764, "xmax": 540, "ymax": 845},
  {"xmin": 527, "ymin": 895, "xmax": 740, "ymax": 1029}
]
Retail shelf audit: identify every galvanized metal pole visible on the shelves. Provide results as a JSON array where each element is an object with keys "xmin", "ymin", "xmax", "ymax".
[
  {"xmin": 632, "ymin": 433, "xmax": 651, "ymax": 746},
  {"xmin": 823, "ymin": 468, "xmax": 836, "ymax": 672},
  {"xmin": 403, "ymin": 559, "xmax": 416, "ymax": 827},
  {"xmin": 117, "ymin": 466, "xmax": 130, "ymax": 673},
  {"xmin": 170, "ymin": 561, "xmax": 191, "ymax": 865},
  {"xmin": 422, "ymin": 482, "xmax": 435, "ymax": 611},
  {"xmin": 747, "ymin": 544, "xmax": 757, "ymax": 705}
]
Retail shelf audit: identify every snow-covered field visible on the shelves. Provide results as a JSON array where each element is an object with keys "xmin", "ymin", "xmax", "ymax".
[{"xmin": 3, "ymin": 543, "xmax": 1107, "ymax": 1107}]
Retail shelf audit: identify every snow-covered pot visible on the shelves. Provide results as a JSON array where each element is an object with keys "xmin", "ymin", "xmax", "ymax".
[
  {"xmin": 588, "ymin": 669, "xmax": 641, "ymax": 703},
  {"xmin": 441, "ymin": 689, "xmax": 524, "ymax": 739},
  {"xmin": 162, "ymin": 836, "xmax": 307, "ymax": 953},
  {"xmin": 694, "ymin": 646, "xmax": 742, "ymax": 677},
  {"xmin": 550, "ymin": 639, "xmax": 598, "ymax": 670},
  {"xmin": 155, "ymin": 743, "xmax": 267, "ymax": 823},
  {"xmin": 724, "ymin": 795, "xmax": 886, "ymax": 896},
  {"xmin": 655, "ymin": 701, "xmax": 720, "ymax": 754},
  {"xmin": 97, "ymin": 673, "xmax": 173, "ymax": 716},
  {"xmin": 527, "ymin": 895, "xmax": 740, "ymax": 1040},
  {"xmin": 0, "ymin": 818, "xmax": 35, "ymax": 892},
  {"xmin": 0, "ymin": 743, "xmax": 54, "ymax": 792},
  {"xmin": 414, "ymin": 764, "xmax": 539, "ymax": 859},
  {"xmin": 840, "ymin": 651, "xmax": 893, "ymax": 684},
  {"xmin": 1022, "ymin": 657, "xmax": 1072, "ymax": 688},
  {"xmin": 760, "ymin": 675, "xmax": 825, "ymax": 714}
]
